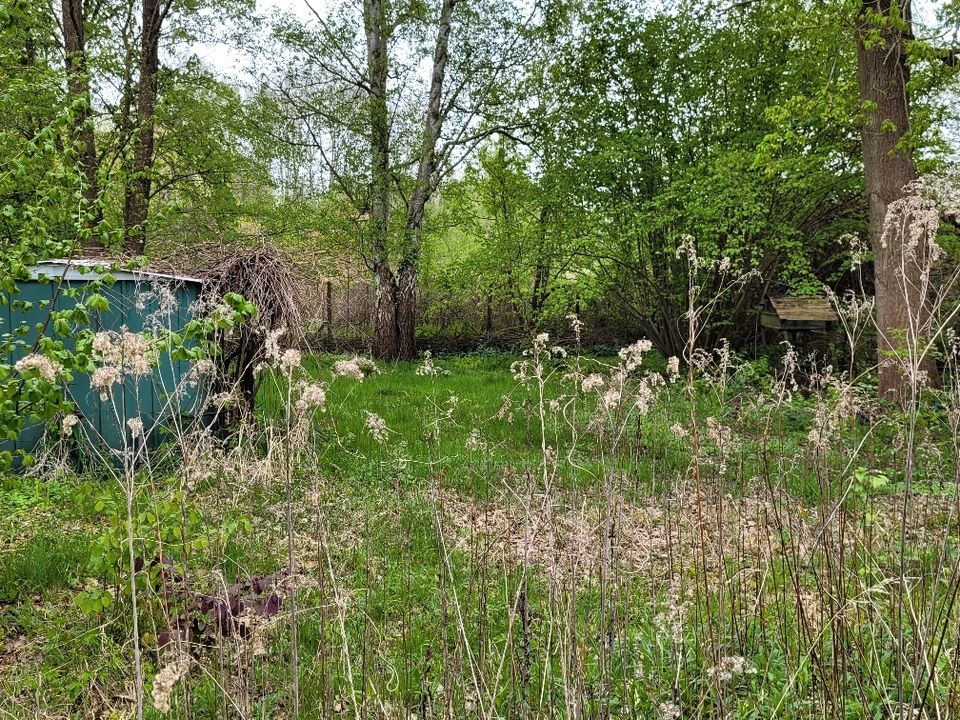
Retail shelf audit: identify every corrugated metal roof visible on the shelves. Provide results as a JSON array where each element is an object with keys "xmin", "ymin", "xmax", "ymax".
[
  {"xmin": 25, "ymin": 259, "xmax": 203, "ymax": 285},
  {"xmin": 767, "ymin": 295, "xmax": 838, "ymax": 322}
]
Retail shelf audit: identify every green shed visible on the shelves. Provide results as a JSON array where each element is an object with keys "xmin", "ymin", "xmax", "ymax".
[{"xmin": 3, "ymin": 259, "xmax": 206, "ymax": 461}]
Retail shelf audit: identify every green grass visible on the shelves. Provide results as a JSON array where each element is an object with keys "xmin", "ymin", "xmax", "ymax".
[
  {"xmin": 2, "ymin": 351, "xmax": 959, "ymax": 718},
  {"xmin": 0, "ymin": 533, "xmax": 89, "ymax": 602},
  {"xmin": 261, "ymin": 352, "xmax": 548, "ymax": 446},
  {"xmin": 257, "ymin": 351, "xmax": 701, "ymax": 493}
]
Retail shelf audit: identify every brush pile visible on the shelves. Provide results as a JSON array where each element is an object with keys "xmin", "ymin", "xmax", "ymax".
[{"xmin": 200, "ymin": 246, "xmax": 302, "ymax": 413}]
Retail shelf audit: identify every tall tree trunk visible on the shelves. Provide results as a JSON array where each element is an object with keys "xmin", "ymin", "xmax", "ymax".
[
  {"xmin": 530, "ymin": 206, "xmax": 550, "ymax": 322},
  {"xmin": 62, "ymin": 0, "xmax": 103, "ymax": 253},
  {"xmin": 395, "ymin": 0, "xmax": 456, "ymax": 359},
  {"xmin": 397, "ymin": 260, "xmax": 417, "ymax": 359},
  {"xmin": 123, "ymin": 0, "xmax": 164, "ymax": 255},
  {"xmin": 116, "ymin": 1, "xmax": 139, "ymax": 155},
  {"xmin": 373, "ymin": 264, "xmax": 399, "ymax": 358},
  {"xmin": 364, "ymin": 0, "xmax": 400, "ymax": 359},
  {"xmin": 856, "ymin": 0, "xmax": 938, "ymax": 402},
  {"xmin": 365, "ymin": 0, "xmax": 455, "ymax": 360}
]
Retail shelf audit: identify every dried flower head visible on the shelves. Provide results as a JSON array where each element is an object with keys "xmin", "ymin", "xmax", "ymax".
[
  {"xmin": 582, "ymin": 373, "xmax": 605, "ymax": 392},
  {"xmin": 295, "ymin": 382, "xmax": 326, "ymax": 412},
  {"xmin": 333, "ymin": 358, "xmax": 364, "ymax": 381},
  {"xmin": 333, "ymin": 356, "xmax": 378, "ymax": 381},
  {"xmin": 465, "ymin": 428, "xmax": 484, "ymax": 451},
  {"xmin": 61, "ymin": 414, "xmax": 79, "ymax": 436},
  {"xmin": 354, "ymin": 356, "xmax": 379, "ymax": 375},
  {"xmin": 494, "ymin": 395, "xmax": 514, "ymax": 423},
  {"xmin": 127, "ymin": 417, "xmax": 144, "ymax": 438},
  {"xmin": 92, "ymin": 331, "xmax": 154, "ymax": 375},
  {"xmin": 666, "ymin": 356, "xmax": 681, "ymax": 383},
  {"xmin": 365, "ymin": 412, "xmax": 389, "ymax": 443},
  {"xmin": 416, "ymin": 350, "xmax": 439, "ymax": 377},
  {"xmin": 655, "ymin": 580, "xmax": 688, "ymax": 644},
  {"xmin": 189, "ymin": 358, "xmax": 216, "ymax": 379},
  {"xmin": 136, "ymin": 283, "xmax": 177, "ymax": 315},
  {"xmin": 91, "ymin": 365, "xmax": 121, "ymax": 401},
  {"xmin": 600, "ymin": 388, "xmax": 621, "ymax": 413},
  {"xmin": 14, "ymin": 354, "xmax": 61, "ymax": 384},
  {"xmin": 675, "ymin": 234, "xmax": 699, "ymax": 265},
  {"xmin": 510, "ymin": 359, "xmax": 530, "ymax": 382},
  {"xmin": 708, "ymin": 655, "xmax": 756, "ymax": 682},
  {"xmin": 633, "ymin": 376, "xmax": 660, "ymax": 415},
  {"xmin": 618, "ymin": 339, "xmax": 653, "ymax": 372},
  {"xmin": 659, "ymin": 701, "xmax": 681, "ymax": 720},
  {"xmin": 151, "ymin": 653, "xmax": 192, "ymax": 714},
  {"xmin": 881, "ymin": 192, "xmax": 943, "ymax": 262},
  {"xmin": 840, "ymin": 232, "xmax": 869, "ymax": 270},
  {"xmin": 263, "ymin": 326, "xmax": 287, "ymax": 363},
  {"xmin": 279, "ymin": 348, "xmax": 302, "ymax": 373},
  {"xmin": 91, "ymin": 332, "xmax": 116, "ymax": 362}
]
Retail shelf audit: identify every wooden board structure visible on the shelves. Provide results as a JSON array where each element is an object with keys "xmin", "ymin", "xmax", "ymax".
[{"xmin": 760, "ymin": 295, "xmax": 838, "ymax": 331}]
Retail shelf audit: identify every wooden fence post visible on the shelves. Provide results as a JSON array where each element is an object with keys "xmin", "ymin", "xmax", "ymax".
[{"xmin": 325, "ymin": 280, "xmax": 333, "ymax": 342}]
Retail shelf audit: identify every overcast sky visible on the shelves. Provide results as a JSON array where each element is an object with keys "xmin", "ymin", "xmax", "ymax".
[
  {"xmin": 194, "ymin": 3, "xmax": 956, "ymax": 99},
  {"xmin": 252, "ymin": 0, "xmax": 946, "ymax": 26},
  {"xmin": 259, "ymin": 0, "xmax": 317, "ymax": 19},
  {"xmin": 257, "ymin": 0, "xmax": 944, "ymax": 20},
  {"xmin": 195, "ymin": 0, "xmax": 950, "ymax": 77},
  {"xmin": 189, "ymin": 0, "xmax": 318, "ymax": 81}
]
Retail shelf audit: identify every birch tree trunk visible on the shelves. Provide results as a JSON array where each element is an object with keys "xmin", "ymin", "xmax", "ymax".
[
  {"xmin": 366, "ymin": 0, "xmax": 456, "ymax": 360},
  {"xmin": 395, "ymin": 0, "xmax": 456, "ymax": 359}
]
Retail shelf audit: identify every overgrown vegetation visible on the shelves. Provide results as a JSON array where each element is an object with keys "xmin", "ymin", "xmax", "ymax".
[
  {"xmin": 0, "ymin": 350, "xmax": 952, "ymax": 716},
  {"xmin": 3, "ymin": 225, "xmax": 960, "ymax": 718},
  {"xmin": 4, "ymin": 0, "xmax": 960, "ymax": 717}
]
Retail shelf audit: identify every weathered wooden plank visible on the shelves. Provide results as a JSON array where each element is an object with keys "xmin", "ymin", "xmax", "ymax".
[{"xmin": 767, "ymin": 295, "xmax": 838, "ymax": 322}]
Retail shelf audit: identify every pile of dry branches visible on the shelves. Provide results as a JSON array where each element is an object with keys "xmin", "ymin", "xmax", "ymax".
[{"xmin": 200, "ymin": 246, "xmax": 303, "ymax": 412}]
